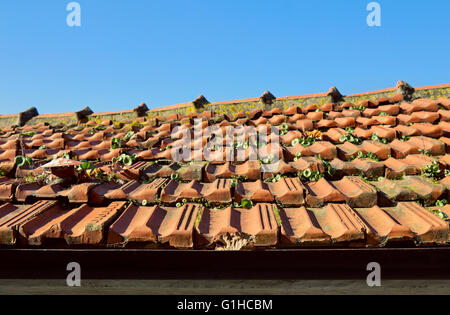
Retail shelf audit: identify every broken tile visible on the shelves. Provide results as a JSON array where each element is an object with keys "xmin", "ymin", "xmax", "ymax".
[{"xmin": 196, "ymin": 203, "xmax": 278, "ymax": 249}]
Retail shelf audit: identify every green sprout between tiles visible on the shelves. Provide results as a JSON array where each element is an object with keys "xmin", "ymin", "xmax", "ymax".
[
  {"xmin": 211, "ymin": 204, "xmax": 230, "ymax": 210},
  {"xmin": 111, "ymin": 137, "xmax": 122, "ymax": 149},
  {"xmin": 298, "ymin": 168, "xmax": 323, "ymax": 182},
  {"xmin": 291, "ymin": 136, "xmax": 316, "ymax": 147},
  {"xmin": 175, "ymin": 198, "xmax": 188, "ymax": 208},
  {"xmin": 429, "ymin": 208, "xmax": 448, "ymax": 220},
  {"xmin": 279, "ymin": 123, "xmax": 289, "ymax": 136},
  {"xmin": 321, "ymin": 158, "xmax": 336, "ymax": 177},
  {"xmin": 260, "ymin": 154, "xmax": 275, "ymax": 165},
  {"xmin": 371, "ymin": 133, "xmax": 388, "ymax": 144},
  {"xmin": 233, "ymin": 198, "xmax": 253, "ymax": 210},
  {"xmin": 94, "ymin": 125, "xmax": 107, "ymax": 131},
  {"xmin": 432, "ymin": 200, "xmax": 449, "ymax": 220},
  {"xmin": 24, "ymin": 173, "xmax": 49, "ymax": 184},
  {"xmin": 399, "ymin": 135, "xmax": 410, "ymax": 142},
  {"xmin": 170, "ymin": 173, "xmax": 181, "ymax": 181},
  {"xmin": 111, "ymin": 131, "xmax": 135, "ymax": 149},
  {"xmin": 61, "ymin": 152, "xmax": 71, "ymax": 160},
  {"xmin": 14, "ymin": 155, "xmax": 32, "ymax": 168},
  {"xmin": 339, "ymin": 133, "xmax": 362, "ymax": 145},
  {"xmin": 230, "ymin": 175, "xmax": 248, "ymax": 188},
  {"xmin": 350, "ymin": 151, "xmax": 380, "ymax": 162},
  {"xmin": 349, "ymin": 105, "xmax": 366, "ymax": 111},
  {"xmin": 435, "ymin": 199, "xmax": 448, "ymax": 208},
  {"xmin": 293, "ymin": 152, "xmax": 302, "ymax": 161},
  {"xmin": 446, "ymin": 169, "xmax": 450, "ymax": 177},
  {"xmin": 76, "ymin": 161, "xmax": 95, "ymax": 172},
  {"xmin": 264, "ymin": 173, "xmax": 282, "ymax": 183},
  {"xmin": 20, "ymin": 131, "xmax": 36, "ymax": 137},
  {"xmin": 112, "ymin": 153, "xmax": 137, "ymax": 166},
  {"xmin": 421, "ymin": 160, "xmax": 442, "ymax": 180},
  {"xmin": 418, "ymin": 148, "xmax": 432, "ymax": 157},
  {"xmin": 378, "ymin": 112, "xmax": 388, "ymax": 116},
  {"xmin": 345, "ymin": 127, "xmax": 355, "ymax": 133}
]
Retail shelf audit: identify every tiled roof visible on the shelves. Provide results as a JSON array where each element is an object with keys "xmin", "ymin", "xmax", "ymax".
[{"xmin": 0, "ymin": 81, "xmax": 449, "ymax": 249}]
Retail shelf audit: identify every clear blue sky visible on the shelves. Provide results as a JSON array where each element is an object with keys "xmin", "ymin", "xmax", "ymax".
[{"xmin": 0, "ymin": 0, "xmax": 449, "ymax": 115}]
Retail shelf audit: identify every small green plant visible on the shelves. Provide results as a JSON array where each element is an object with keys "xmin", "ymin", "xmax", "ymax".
[
  {"xmin": 15, "ymin": 155, "xmax": 32, "ymax": 168},
  {"xmin": 291, "ymin": 136, "xmax": 316, "ymax": 147},
  {"xmin": 260, "ymin": 154, "xmax": 275, "ymax": 165},
  {"xmin": 435, "ymin": 199, "xmax": 448, "ymax": 208},
  {"xmin": 379, "ymin": 112, "xmax": 388, "ymax": 116},
  {"xmin": 123, "ymin": 131, "xmax": 135, "ymax": 142},
  {"xmin": 175, "ymin": 198, "xmax": 189, "ymax": 208},
  {"xmin": 264, "ymin": 173, "xmax": 282, "ymax": 183},
  {"xmin": 339, "ymin": 133, "xmax": 362, "ymax": 145},
  {"xmin": 345, "ymin": 127, "xmax": 355, "ymax": 133},
  {"xmin": 111, "ymin": 131, "xmax": 136, "ymax": 149},
  {"xmin": 103, "ymin": 173, "xmax": 119, "ymax": 183},
  {"xmin": 349, "ymin": 105, "xmax": 366, "ymax": 111},
  {"xmin": 352, "ymin": 151, "xmax": 379, "ymax": 161},
  {"xmin": 400, "ymin": 135, "xmax": 410, "ymax": 142},
  {"xmin": 21, "ymin": 131, "xmax": 36, "ymax": 137},
  {"xmin": 422, "ymin": 160, "xmax": 441, "ymax": 180},
  {"xmin": 76, "ymin": 161, "xmax": 95, "ymax": 172},
  {"xmin": 430, "ymin": 207, "xmax": 448, "ymax": 220},
  {"xmin": 371, "ymin": 133, "xmax": 388, "ymax": 144},
  {"xmin": 298, "ymin": 168, "xmax": 323, "ymax": 182},
  {"xmin": 112, "ymin": 153, "xmax": 137, "ymax": 166},
  {"xmin": 240, "ymin": 198, "xmax": 253, "ymax": 209},
  {"xmin": 231, "ymin": 175, "xmax": 248, "ymax": 183},
  {"xmin": 322, "ymin": 159, "xmax": 335, "ymax": 177},
  {"xmin": 170, "ymin": 173, "xmax": 180, "ymax": 181},
  {"xmin": 24, "ymin": 174, "xmax": 36, "ymax": 183},
  {"xmin": 111, "ymin": 137, "xmax": 122, "ymax": 149},
  {"xmin": 418, "ymin": 148, "xmax": 432, "ymax": 157},
  {"xmin": 446, "ymin": 169, "xmax": 450, "ymax": 177},
  {"xmin": 432, "ymin": 210, "xmax": 448, "ymax": 220},
  {"xmin": 293, "ymin": 152, "xmax": 302, "ymax": 161},
  {"xmin": 280, "ymin": 123, "xmax": 289, "ymax": 136}
]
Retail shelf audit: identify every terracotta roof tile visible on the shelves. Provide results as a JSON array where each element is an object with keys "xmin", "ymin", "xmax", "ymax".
[
  {"xmin": 310, "ymin": 204, "xmax": 365, "ymax": 243},
  {"xmin": 60, "ymin": 201, "xmax": 126, "ymax": 245},
  {"xmin": 382, "ymin": 202, "xmax": 448, "ymax": 244},
  {"xmin": 279, "ymin": 206, "xmax": 330, "ymax": 246},
  {"xmin": 0, "ymin": 200, "xmax": 58, "ymax": 245}
]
